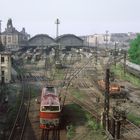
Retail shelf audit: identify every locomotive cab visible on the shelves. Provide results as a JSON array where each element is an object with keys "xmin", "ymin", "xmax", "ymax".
[{"xmin": 40, "ymin": 86, "xmax": 61, "ymax": 129}]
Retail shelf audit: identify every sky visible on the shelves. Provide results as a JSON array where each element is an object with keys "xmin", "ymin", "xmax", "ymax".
[{"xmin": 0, "ymin": 0, "xmax": 140, "ymax": 37}]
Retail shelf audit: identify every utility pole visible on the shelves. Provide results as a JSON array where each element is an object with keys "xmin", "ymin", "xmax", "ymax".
[
  {"xmin": 55, "ymin": 18, "xmax": 62, "ymax": 69},
  {"xmin": 104, "ymin": 68, "xmax": 110, "ymax": 131},
  {"xmin": 0, "ymin": 20, "xmax": 2, "ymax": 45},
  {"xmin": 114, "ymin": 42, "xmax": 117, "ymax": 67},
  {"xmin": 95, "ymin": 36, "xmax": 98, "ymax": 66},
  {"xmin": 88, "ymin": 36, "xmax": 89, "ymax": 48},
  {"xmin": 104, "ymin": 30, "xmax": 109, "ymax": 49},
  {"xmin": 123, "ymin": 50, "xmax": 126, "ymax": 76},
  {"xmin": 55, "ymin": 18, "xmax": 60, "ymax": 61}
]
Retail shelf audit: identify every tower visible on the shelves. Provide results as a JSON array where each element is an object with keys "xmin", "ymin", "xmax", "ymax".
[
  {"xmin": 54, "ymin": 18, "xmax": 62, "ymax": 68},
  {"xmin": 7, "ymin": 18, "xmax": 13, "ymax": 29},
  {"xmin": 55, "ymin": 18, "xmax": 60, "ymax": 38}
]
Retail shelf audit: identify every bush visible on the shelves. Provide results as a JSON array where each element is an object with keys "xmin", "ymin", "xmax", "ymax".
[
  {"xmin": 128, "ymin": 34, "xmax": 140, "ymax": 64},
  {"xmin": 86, "ymin": 114, "xmax": 102, "ymax": 131},
  {"xmin": 66, "ymin": 125, "xmax": 75, "ymax": 140}
]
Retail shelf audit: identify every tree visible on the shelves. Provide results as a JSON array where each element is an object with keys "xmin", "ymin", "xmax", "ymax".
[{"xmin": 128, "ymin": 34, "xmax": 140, "ymax": 64}]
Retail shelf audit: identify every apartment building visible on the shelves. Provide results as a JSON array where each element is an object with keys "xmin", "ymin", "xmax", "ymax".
[{"xmin": 0, "ymin": 52, "xmax": 11, "ymax": 83}]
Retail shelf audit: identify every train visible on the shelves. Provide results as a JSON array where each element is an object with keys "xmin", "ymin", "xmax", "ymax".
[
  {"xmin": 97, "ymin": 80, "xmax": 127, "ymax": 98},
  {"xmin": 40, "ymin": 86, "xmax": 61, "ymax": 129},
  {"xmin": 125, "ymin": 61, "xmax": 140, "ymax": 78}
]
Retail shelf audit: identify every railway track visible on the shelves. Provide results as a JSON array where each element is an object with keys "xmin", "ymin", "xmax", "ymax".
[
  {"xmin": 8, "ymin": 76, "xmax": 31, "ymax": 140},
  {"xmin": 60, "ymin": 52, "xmax": 103, "ymax": 119},
  {"xmin": 71, "ymin": 95, "xmax": 101, "ymax": 121},
  {"xmin": 69, "ymin": 77, "xmax": 106, "ymax": 121},
  {"xmin": 55, "ymin": 51, "xmax": 140, "ymax": 140},
  {"xmin": 121, "ymin": 119, "xmax": 140, "ymax": 139},
  {"xmin": 12, "ymin": 72, "xmax": 48, "ymax": 83},
  {"xmin": 41, "ymin": 128, "xmax": 60, "ymax": 140}
]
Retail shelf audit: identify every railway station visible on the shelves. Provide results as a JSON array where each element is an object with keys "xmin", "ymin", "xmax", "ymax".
[{"xmin": 0, "ymin": 13, "xmax": 140, "ymax": 140}]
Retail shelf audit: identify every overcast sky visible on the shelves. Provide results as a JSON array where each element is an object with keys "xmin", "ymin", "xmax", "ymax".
[{"xmin": 0, "ymin": 0, "xmax": 140, "ymax": 37}]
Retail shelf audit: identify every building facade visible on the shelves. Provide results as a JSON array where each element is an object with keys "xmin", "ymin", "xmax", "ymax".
[
  {"xmin": 81, "ymin": 34, "xmax": 111, "ymax": 47},
  {"xmin": 1, "ymin": 18, "xmax": 30, "ymax": 50},
  {"xmin": 0, "ymin": 52, "xmax": 11, "ymax": 83}
]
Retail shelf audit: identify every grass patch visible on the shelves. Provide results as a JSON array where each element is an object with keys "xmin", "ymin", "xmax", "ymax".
[
  {"xmin": 69, "ymin": 88, "xmax": 84, "ymax": 100},
  {"xmin": 64, "ymin": 104, "xmax": 87, "ymax": 139},
  {"xmin": 5, "ymin": 95, "xmax": 21, "ymax": 130},
  {"xmin": 30, "ymin": 85, "xmax": 40, "ymax": 98},
  {"xmin": 85, "ymin": 114, "xmax": 107, "ymax": 140},
  {"xmin": 66, "ymin": 104, "xmax": 87, "ymax": 120},
  {"xmin": 111, "ymin": 64, "xmax": 140, "ymax": 87},
  {"xmin": 127, "ymin": 113, "xmax": 140, "ymax": 126},
  {"xmin": 86, "ymin": 114, "xmax": 102, "ymax": 130},
  {"xmin": 66, "ymin": 124, "xmax": 76, "ymax": 140},
  {"xmin": 63, "ymin": 103, "xmax": 107, "ymax": 140},
  {"xmin": 55, "ymin": 69, "xmax": 65, "ymax": 80}
]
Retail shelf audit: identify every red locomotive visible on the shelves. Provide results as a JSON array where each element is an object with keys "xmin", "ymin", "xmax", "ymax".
[{"xmin": 40, "ymin": 86, "xmax": 61, "ymax": 129}]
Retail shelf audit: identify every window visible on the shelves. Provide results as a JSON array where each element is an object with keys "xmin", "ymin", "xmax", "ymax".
[
  {"xmin": 8, "ymin": 36, "xmax": 11, "ymax": 43},
  {"xmin": 47, "ymin": 87, "xmax": 55, "ymax": 93},
  {"xmin": 1, "ymin": 57, "xmax": 4, "ymax": 63},
  {"xmin": 1, "ymin": 71, "xmax": 4, "ymax": 76},
  {"xmin": 41, "ymin": 106, "xmax": 59, "ymax": 112}
]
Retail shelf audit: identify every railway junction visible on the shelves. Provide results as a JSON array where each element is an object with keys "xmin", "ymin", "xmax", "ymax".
[{"xmin": 0, "ymin": 41, "xmax": 140, "ymax": 140}]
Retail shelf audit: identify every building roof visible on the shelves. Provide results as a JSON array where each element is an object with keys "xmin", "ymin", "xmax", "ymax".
[
  {"xmin": 1, "ymin": 19, "xmax": 28, "ymax": 37},
  {"xmin": 29, "ymin": 34, "xmax": 55, "ymax": 42},
  {"xmin": 41, "ymin": 87, "xmax": 60, "ymax": 106},
  {"xmin": 56, "ymin": 34, "xmax": 83, "ymax": 41},
  {"xmin": 0, "ymin": 51, "xmax": 11, "ymax": 55},
  {"xmin": 1, "ymin": 27, "xmax": 20, "ymax": 35}
]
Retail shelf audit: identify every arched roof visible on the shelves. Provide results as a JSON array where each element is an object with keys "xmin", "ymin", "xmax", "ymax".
[
  {"xmin": 29, "ymin": 34, "xmax": 55, "ymax": 42},
  {"xmin": 56, "ymin": 34, "xmax": 83, "ymax": 41},
  {"xmin": 28, "ymin": 34, "xmax": 55, "ymax": 46},
  {"xmin": 55, "ymin": 34, "xmax": 83, "ymax": 47},
  {"xmin": 28, "ymin": 34, "xmax": 83, "ymax": 47}
]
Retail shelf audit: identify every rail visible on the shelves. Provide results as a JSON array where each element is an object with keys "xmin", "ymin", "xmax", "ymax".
[
  {"xmin": 41, "ymin": 128, "xmax": 60, "ymax": 140},
  {"xmin": 8, "ymin": 76, "xmax": 31, "ymax": 140}
]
